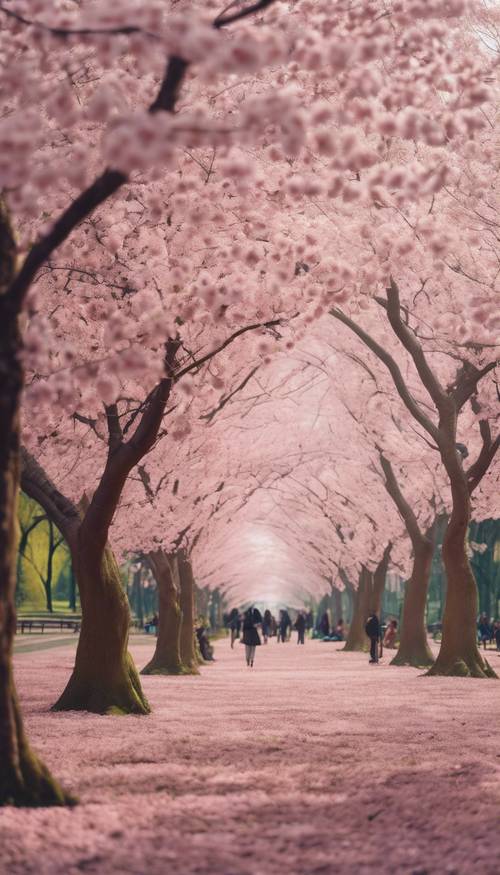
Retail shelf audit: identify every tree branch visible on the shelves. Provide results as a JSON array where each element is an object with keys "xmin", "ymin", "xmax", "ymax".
[
  {"xmin": 20, "ymin": 448, "xmax": 79, "ymax": 546},
  {"xmin": 175, "ymin": 319, "xmax": 282, "ymax": 381},
  {"xmin": 200, "ymin": 365, "xmax": 259, "ymax": 422},
  {"xmin": 105, "ymin": 403, "xmax": 123, "ymax": 455},
  {"xmin": 450, "ymin": 359, "xmax": 499, "ymax": 411},
  {"xmin": 0, "ymin": 6, "xmax": 160, "ymax": 40},
  {"xmin": 385, "ymin": 278, "xmax": 448, "ymax": 412},
  {"xmin": 6, "ymin": 0, "xmax": 278, "ymax": 311},
  {"xmin": 329, "ymin": 307, "xmax": 439, "ymax": 442},
  {"xmin": 379, "ymin": 453, "xmax": 423, "ymax": 546},
  {"xmin": 466, "ymin": 420, "xmax": 500, "ymax": 495}
]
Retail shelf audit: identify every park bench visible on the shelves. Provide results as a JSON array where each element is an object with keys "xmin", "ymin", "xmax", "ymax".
[{"xmin": 17, "ymin": 618, "xmax": 81, "ymax": 634}]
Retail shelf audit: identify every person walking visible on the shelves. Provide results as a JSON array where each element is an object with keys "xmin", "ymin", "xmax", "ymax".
[
  {"xmin": 242, "ymin": 606, "xmax": 261, "ymax": 667},
  {"xmin": 365, "ymin": 610, "xmax": 380, "ymax": 664},
  {"xmin": 478, "ymin": 613, "xmax": 491, "ymax": 650},
  {"xmin": 278, "ymin": 609, "xmax": 290, "ymax": 643},
  {"xmin": 262, "ymin": 609, "xmax": 272, "ymax": 644},
  {"xmin": 229, "ymin": 607, "xmax": 241, "ymax": 649},
  {"xmin": 305, "ymin": 609, "xmax": 314, "ymax": 637},
  {"xmin": 295, "ymin": 611, "xmax": 306, "ymax": 645}
]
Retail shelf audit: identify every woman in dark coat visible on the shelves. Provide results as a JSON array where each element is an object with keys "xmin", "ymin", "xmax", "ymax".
[{"xmin": 242, "ymin": 607, "xmax": 261, "ymax": 667}]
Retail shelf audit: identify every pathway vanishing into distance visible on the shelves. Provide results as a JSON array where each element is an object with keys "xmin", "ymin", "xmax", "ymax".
[{"xmin": 4, "ymin": 636, "xmax": 500, "ymax": 874}]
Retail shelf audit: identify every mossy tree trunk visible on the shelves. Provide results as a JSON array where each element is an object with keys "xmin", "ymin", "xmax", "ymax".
[
  {"xmin": 0, "ymin": 203, "xmax": 71, "ymax": 806},
  {"xmin": 178, "ymin": 550, "xmax": 199, "ymax": 674},
  {"xmin": 54, "ymin": 538, "xmax": 149, "ymax": 714},
  {"xmin": 142, "ymin": 550, "xmax": 185, "ymax": 676},
  {"xmin": 428, "ymin": 439, "xmax": 496, "ymax": 678}
]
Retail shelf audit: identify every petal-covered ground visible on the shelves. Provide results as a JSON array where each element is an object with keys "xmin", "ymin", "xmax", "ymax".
[{"xmin": 3, "ymin": 636, "xmax": 500, "ymax": 874}]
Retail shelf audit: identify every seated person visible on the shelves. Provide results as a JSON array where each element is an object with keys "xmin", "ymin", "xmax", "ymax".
[
  {"xmin": 383, "ymin": 619, "xmax": 398, "ymax": 649},
  {"xmin": 333, "ymin": 619, "xmax": 344, "ymax": 641},
  {"xmin": 196, "ymin": 624, "xmax": 214, "ymax": 661},
  {"xmin": 144, "ymin": 612, "xmax": 159, "ymax": 634}
]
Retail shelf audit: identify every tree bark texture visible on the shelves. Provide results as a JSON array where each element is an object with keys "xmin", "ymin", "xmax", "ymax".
[{"xmin": 142, "ymin": 551, "xmax": 185, "ymax": 676}]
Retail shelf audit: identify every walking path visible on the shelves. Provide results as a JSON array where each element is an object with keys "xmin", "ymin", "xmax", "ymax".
[{"xmin": 4, "ymin": 637, "xmax": 500, "ymax": 874}]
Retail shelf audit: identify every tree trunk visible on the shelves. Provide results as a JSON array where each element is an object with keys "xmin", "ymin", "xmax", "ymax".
[
  {"xmin": 332, "ymin": 587, "xmax": 342, "ymax": 625},
  {"xmin": 429, "ymin": 432, "xmax": 496, "ymax": 678},
  {"xmin": 44, "ymin": 519, "xmax": 54, "ymax": 613},
  {"xmin": 68, "ymin": 563, "xmax": 77, "ymax": 612},
  {"xmin": 195, "ymin": 584, "xmax": 210, "ymax": 622},
  {"xmin": 132, "ymin": 564, "xmax": 144, "ymax": 628},
  {"xmin": 429, "ymin": 440, "xmax": 496, "ymax": 678},
  {"xmin": 0, "ymin": 203, "xmax": 70, "ymax": 806},
  {"xmin": 178, "ymin": 551, "xmax": 199, "ymax": 674},
  {"xmin": 391, "ymin": 538, "xmax": 435, "ymax": 668},
  {"xmin": 21, "ymin": 456, "xmax": 153, "ymax": 714},
  {"xmin": 142, "ymin": 551, "xmax": 185, "ymax": 675},
  {"xmin": 53, "ymin": 540, "xmax": 150, "ymax": 714},
  {"xmin": 343, "ymin": 568, "xmax": 372, "ymax": 651},
  {"xmin": 372, "ymin": 542, "xmax": 391, "ymax": 616}
]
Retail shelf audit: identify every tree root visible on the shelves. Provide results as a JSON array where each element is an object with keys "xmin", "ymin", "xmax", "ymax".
[
  {"xmin": 391, "ymin": 650, "xmax": 434, "ymax": 669},
  {"xmin": 52, "ymin": 653, "xmax": 151, "ymax": 714},
  {"xmin": 427, "ymin": 656, "xmax": 498, "ymax": 679},
  {"xmin": 141, "ymin": 661, "xmax": 196, "ymax": 676},
  {"xmin": 1, "ymin": 691, "xmax": 75, "ymax": 807}
]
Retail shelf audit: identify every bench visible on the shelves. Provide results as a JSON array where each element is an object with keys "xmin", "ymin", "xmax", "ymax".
[{"xmin": 17, "ymin": 618, "xmax": 80, "ymax": 634}]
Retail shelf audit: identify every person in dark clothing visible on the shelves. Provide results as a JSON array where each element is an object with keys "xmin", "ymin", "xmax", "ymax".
[
  {"xmin": 262, "ymin": 609, "xmax": 272, "ymax": 643},
  {"xmin": 228, "ymin": 607, "xmax": 241, "ymax": 649},
  {"xmin": 494, "ymin": 621, "xmax": 500, "ymax": 651},
  {"xmin": 319, "ymin": 611, "xmax": 330, "ymax": 638},
  {"xmin": 242, "ymin": 606, "xmax": 261, "ymax": 667},
  {"xmin": 279, "ymin": 609, "xmax": 291, "ymax": 642},
  {"xmin": 333, "ymin": 619, "xmax": 344, "ymax": 641},
  {"xmin": 478, "ymin": 614, "xmax": 491, "ymax": 650},
  {"xmin": 305, "ymin": 610, "xmax": 314, "ymax": 635},
  {"xmin": 196, "ymin": 624, "xmax": 214, "ymax": 661},
  {"xmin": 365, "ymin": 611, "xmax": 380, "ymax": 663},
  {"xmin": 295, "ymin": 612, "xmax": 306, "ymax": 644}
]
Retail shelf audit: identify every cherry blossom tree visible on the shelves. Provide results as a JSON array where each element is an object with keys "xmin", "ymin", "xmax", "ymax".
[{"xmin": 1, "ymin": 0, "xmax": 495, "ymax": 806}]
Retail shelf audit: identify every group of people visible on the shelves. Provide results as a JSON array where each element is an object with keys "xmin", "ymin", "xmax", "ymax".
[
  {"xmin": 477, "ymin": 614, "xmax": 500, "ymax": 650},
  {"xmin": 318, "ymin": 612, "xmax": 345, "ymax": 641},
  {"xmin": 228, "ymin": 604, "xmax": 401, "ymax": 668},
  {"xmin": 226, "ymin": 606, "xmax": 314, "ymax": 666}
]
